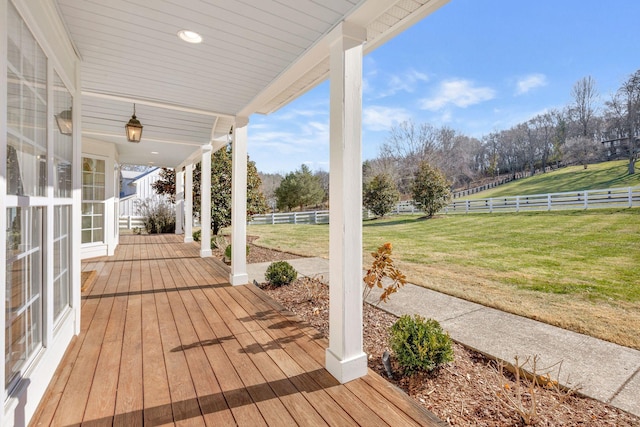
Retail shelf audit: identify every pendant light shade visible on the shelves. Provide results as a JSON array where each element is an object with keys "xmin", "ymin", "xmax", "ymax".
[
  {"xmin": 125, "ymin": 103, "xmax": 143, "ymax": 142},
  {"xmin": 55, "ymin": 107, "xmax": 73, "ymax": 135}
]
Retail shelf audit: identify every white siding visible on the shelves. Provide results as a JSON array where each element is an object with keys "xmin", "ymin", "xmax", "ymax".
[{"xmin": 119, "ymin": 168, "xmax": 171, "ymax": 217}]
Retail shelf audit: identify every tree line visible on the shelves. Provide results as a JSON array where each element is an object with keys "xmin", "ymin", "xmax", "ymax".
[
  {"xmin": 150, "ymin": 69, "xmax": 639, "ymax": 230},
  {"xmin": 368, "ymin": 70, "xmax": 638, "ymax": 195},
  {"xmin": 267, "ymin": 69, "xmax": 639, "ymax": 215}
]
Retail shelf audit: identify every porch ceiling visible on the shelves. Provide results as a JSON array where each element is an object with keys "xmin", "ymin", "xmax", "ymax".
[{"xmin": 55, "ymin": 0, "xmax": 449, "ymax": 168}]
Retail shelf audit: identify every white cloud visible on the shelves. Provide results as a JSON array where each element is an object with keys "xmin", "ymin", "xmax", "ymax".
[
  {"xmin": 420, "ymin": 79, "xmax": 496, "ymax": 110},
  {"xmin": 362, "ymin": 106, "xmax": 412, "ymax": 132},
  {"xmin": 275, "ymin": 108, "xmax": 327, "ymax": 121},
  {"xmin": 515, "ymin": 73, "xmax": 548, "ymax": 95},
  {"xmin": 385, "ymin": 69, "xmax": 429, "ymax": 95},
  {"xmin": 367, "ymin": 68, "xmax": 429, "ymax": 98}
]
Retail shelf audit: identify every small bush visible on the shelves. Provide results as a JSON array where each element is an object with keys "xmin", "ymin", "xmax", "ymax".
[
  {"xmin": 265, "ymin": 261, "xmax": 298, "ymax": 287},
  {"xmin": 193, "ymin": 231, "xmax": 226, "ymax": 250},
  {"xmin": 390, "ymin": 314, "xmax": 453, "ymax": 374},
  {"xmin": 212, "ymin": 235, "xmax": 227, "ymax": 249},
  {"xmin": 136, "ymin": 198, "xmax": 175, "ymax": 234},
  {"xmin": 224, "ymin": 244, "xmax": 249, "ymax": 260}
]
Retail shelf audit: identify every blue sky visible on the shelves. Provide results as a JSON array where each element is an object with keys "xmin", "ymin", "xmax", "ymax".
[{"xmin": 247, "ymin": 0, "xmax": 640, "ymax": 174}]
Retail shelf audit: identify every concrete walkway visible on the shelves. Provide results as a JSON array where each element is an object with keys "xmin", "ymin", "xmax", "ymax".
[{"xmin": 248, "ymin": 257, "xmax": 640, "ymax": 418}]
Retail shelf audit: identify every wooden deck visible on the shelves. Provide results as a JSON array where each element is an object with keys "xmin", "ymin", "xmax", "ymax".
[{"xmin": 30, "ymin": 234, "xmax": 444, "ymax": 426}]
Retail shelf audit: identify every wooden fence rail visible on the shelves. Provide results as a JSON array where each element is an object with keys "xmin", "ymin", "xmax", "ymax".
[
  {"xmin": 118, "ymin": 215, "xmax": 146, "ymax": 230},
  {"xmin": 121, "ymin": 187, "xmax": 639, "ymax": 228},
  {"xmin": 248, "ymin": 186, "xmax": 640, "ymax": 225},
  {"xmin": 443, "ymin": 186, "xmax": 639, "ymax": 214},
  {"xmin": 248, "ymin": 210, "xmax": 330, "ymax": 225}
]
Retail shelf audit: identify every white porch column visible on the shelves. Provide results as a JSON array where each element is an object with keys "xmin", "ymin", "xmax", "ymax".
[
  {"xmin": 326, "ymin": 22, "xmax": 367, "ymax": 384},
  {"xmin": 184, "ymin": 163, "xmax": 194, "ymax": 242},
  {"xmin": 175, "ymin": 168, "xmax": 184, "ymax": 235},
  {"xmin": 230, "ymin": 118, "xmax": 249, "ymax": 285},
  {"xmin": 200, "ymin": 145, "xmax": 212, "ymax": 257}
]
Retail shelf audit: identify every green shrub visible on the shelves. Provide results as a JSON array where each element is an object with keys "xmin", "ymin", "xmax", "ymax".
[
  {"xmin": 212, "ymin": 235, "xmax": 227, "ymax": 249},
  {"xmin": 389, "ymin": 314, "xmax": 453, "ymax": 374},
  {"xmin": 265, "ymin": 261, "xmax": 298, "ymax": 287},
  {"xmin": 224, "ymin": 244, "xmax": 249, "ymax": 260},
  {"xmin": 193, "ymin": 231, "xmax": 226, "ymax": 250}
]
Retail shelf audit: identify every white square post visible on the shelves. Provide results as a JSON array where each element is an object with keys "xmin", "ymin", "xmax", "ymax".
[
  {"xmin": 230, "ymin": 118, "xmax": 249, "ymax": 285},
  {"xmin": 326, "ymin": 22, "xmax": 368, "ymax": 384},
  {"xmin": 175, "ymin": 168, "xmax": 184, "ymax": 234},
  {"xmin": 184, "ymin": 163, "xmax": 193, "ymax": 242},
  {"xmin": 200, "ymin": 145, "xmax": 212, "ymax": 257}
]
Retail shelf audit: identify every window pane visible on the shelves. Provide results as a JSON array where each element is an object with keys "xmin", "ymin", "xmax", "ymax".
[
  {"xmin": 53, "ymin": 72, "xmax": 73, "ymax": 198},
  {"xmin": 54, "ymin": 206, "xmax": 71, "ymax": 320},
  {"xmin": 6, "ymin": 1, "xmax": 47, "ymax": 197},
  {"xmin": 81, "ymin": 158, "xmax": 106, "ymax": 244},
  {"xmin": 5, "ymin": 207, "xmax": 43, "ymax": 389}
]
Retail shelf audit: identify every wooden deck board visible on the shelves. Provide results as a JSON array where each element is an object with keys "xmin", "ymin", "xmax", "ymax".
[{"xmin": 30, "ymin": 234, "xmax": 443, "ymax": 427}]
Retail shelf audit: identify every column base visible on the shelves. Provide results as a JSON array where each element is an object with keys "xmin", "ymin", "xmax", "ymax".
[
  {"xmin": 200, "ymin": 249, "xmax": 212, "ymax": 257},
  {"xmin": 229, "ymin": 273, "xmax": 249, "ymax": 286},
  {"xmin": 184, "ymin": 236, "xmax": 193, "ymax": 243},
  {"xmin": 325, "ymin": 348, "xmax": 368, "ymax": 383}
]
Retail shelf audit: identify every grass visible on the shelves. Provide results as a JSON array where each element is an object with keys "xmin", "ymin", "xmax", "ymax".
[
  {"xmin": 248, "ymin": 208, "xmax": 640, "ymax": 349},
  {"xmin": 465, "ymin": 160, "xmax": 640, "ymax": 199}
]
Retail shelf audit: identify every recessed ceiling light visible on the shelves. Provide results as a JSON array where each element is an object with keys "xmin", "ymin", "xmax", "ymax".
[
  {"xmin": 151, "ymin": 151, "xmax": 159, "ymax": 154},
  {"xmin": 177, "ymin": 30, "xmax": 202, "ymax": 44}
]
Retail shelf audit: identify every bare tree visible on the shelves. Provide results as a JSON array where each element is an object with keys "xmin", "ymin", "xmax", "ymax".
[
  {"xmin": 528, "ymin": 112, "xmax": 556, "ymax": 172},
  {"xmin": 258, "ymin": 172, "xmax": 283, "ymax": 210},
  {"xmin": 380, "ymin": 121, "xmax": 440, "ymax": 194},
  {"xmin": 605, "ymin": 69, "xmax": 640, "ymax": 174},
  {"xmin": 569, "ymin": 76, "xmax": 599, "ymax": 138},
  {"xmin": 564, "ymin": 136, "xmax": 602, "ymax": 168}
]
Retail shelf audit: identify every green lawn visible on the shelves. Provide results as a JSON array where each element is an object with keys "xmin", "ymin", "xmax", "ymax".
[
  {"xmin": 466, "ymin": 160, "xmax": 640, "ymax": 199},
  {"xmin": 248, "ymin": 208, "xmax": 640, "ymax": 349}
]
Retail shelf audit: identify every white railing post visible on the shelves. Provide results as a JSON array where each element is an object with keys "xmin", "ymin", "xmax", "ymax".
[
  {"xmin": 516, "ymin": 196, "xmax": 520, "ymax": 213},
  {"xmin": 629, "ymin": 187, "xmax": 633, "ymax": 208},
  {"xmin": 128, "ymin": 215, "xmax": 132, "ymax": 229},
  {"xmin": 314, "ymin": 210, "xmax": 318, "ymax": 224},
  {"xmin": 489, "ymin": 198, "xmax": 493, "ymax": 213},
  {"xmin": 465, "ymin": 200, "xmax": 469, "ymax": 214},
  {"xmin": 547, "ymin": 194, "xmax": 552, "ymax": 211},
  {"xmin": 293, "ymin": 212, "xmax": 297, "ymax": 224}
]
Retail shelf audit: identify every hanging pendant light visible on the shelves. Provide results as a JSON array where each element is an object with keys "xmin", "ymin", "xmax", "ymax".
[
  {"xmin": 125, "ymin": 103, "xmax": 143, "ymax": 142},
  {"xmin": 55, "ymin": 107, "xmax": 73, "ymax": 135}
]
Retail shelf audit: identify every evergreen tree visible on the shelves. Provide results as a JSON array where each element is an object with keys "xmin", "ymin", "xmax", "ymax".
[
  {"xmin": 274, "ymin": 164, "xmax": 325, "ymax": 211},
  {"xmin": 411, "ymin": 162, "xmax": 451, "ymax": 218},
  {"xmin": 363, "ymin": 173, "xmax": 399, "ymax": 218}
]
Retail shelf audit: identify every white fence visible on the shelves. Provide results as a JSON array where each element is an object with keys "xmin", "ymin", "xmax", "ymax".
[
  {"xmin": 248, "ymin": 186, "xmax": 640, "ymax": 225},
  {"xmin": 119, "ymin": 215, "xmax": 146, "ymax": 230},
  {"xmin": 443, "ymin": 186, "xmax": 640, "ymax": 214},
  {"xmin": 249, "ymin": 210, "xmax": 330, "ymax": 225}
]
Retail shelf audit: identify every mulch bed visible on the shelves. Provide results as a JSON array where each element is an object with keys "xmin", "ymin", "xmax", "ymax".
[{"xmin": 257, "ymin": 270, "xmax": 639, "ymax": 426}]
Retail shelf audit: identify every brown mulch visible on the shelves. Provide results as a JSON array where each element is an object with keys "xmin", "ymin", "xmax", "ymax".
[
  {"xmin": 258, "ymin": 274, "xmax": 639, "ymax": 426},
  {"xmin": 211, "ymin": 235, "xmax": 304, "ymax": 264}
]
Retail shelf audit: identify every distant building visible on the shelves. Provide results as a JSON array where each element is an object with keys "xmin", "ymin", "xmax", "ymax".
[
  {"xmin": 601, "ymin": 136, "xmax": 639, "ymax": 160},
  {"xmin": 119, "ymin": 167, "xmax": 170, "ymax": 217}
]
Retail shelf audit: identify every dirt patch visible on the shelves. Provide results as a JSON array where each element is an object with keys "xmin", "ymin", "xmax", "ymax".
[{"xmin": 259, "ymin": 275, "xmax": 639, "ymax": 426}]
